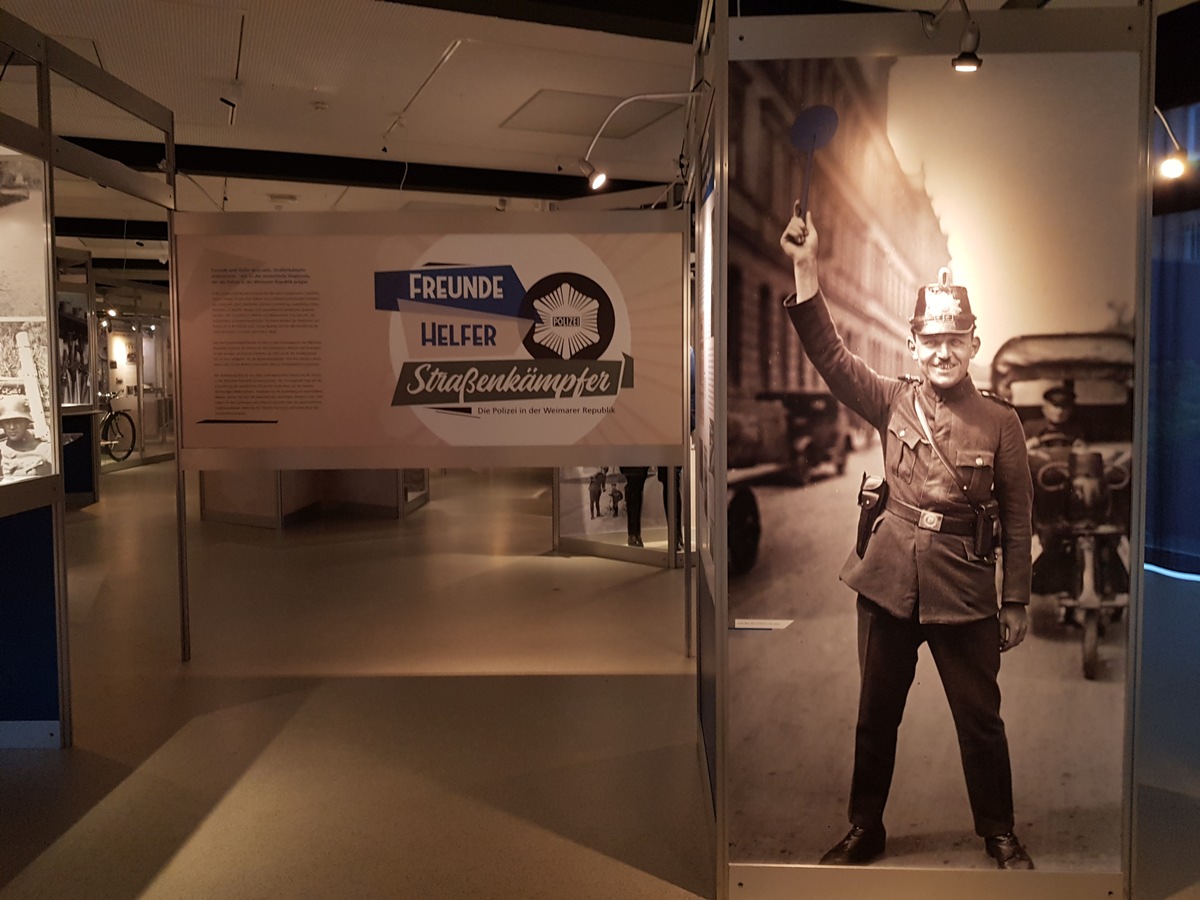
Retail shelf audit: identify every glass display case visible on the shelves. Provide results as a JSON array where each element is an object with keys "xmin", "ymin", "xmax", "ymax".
[
  {"xmin": 0, "ymin": 144, "xmax": 58, "ymax": 489},
  {"xmin": 96, "ymin": 299, "xmax": 174, "ymax": 468},
  {"xmin": 2, "ymin": 5, "xmax": 177, "ymax": 747}
]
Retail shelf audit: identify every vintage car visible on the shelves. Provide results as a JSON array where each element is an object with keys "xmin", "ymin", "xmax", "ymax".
[
  {"xmin": 728, "ymin": 390, "xmax": 857, "ymax": 486},
  {"xmin": 726, "ymin": 390, "xmax": 862, "ymax": 575},
  {"xmin": 990, "ymin": 332, "xmax": 1134, "ymax": 678},
  {"xmin": 0, "ymin": 169, "xmax": 31, "ymax": 207}
]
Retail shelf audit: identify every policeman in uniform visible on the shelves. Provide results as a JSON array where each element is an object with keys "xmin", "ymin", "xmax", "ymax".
[{"xmin": 779, "ymin": 206, "xmax": 1035, "ymax": 869}]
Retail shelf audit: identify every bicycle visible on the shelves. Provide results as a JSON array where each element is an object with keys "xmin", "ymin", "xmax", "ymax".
[{"xmin": 99, "ymin": 391, "xmax": 137, "ymax": 461}]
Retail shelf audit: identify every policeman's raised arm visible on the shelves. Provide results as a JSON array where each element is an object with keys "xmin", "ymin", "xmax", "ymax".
[{"xmin": 779, "ymin": 201, "xmax": 820, "ymax": 301}]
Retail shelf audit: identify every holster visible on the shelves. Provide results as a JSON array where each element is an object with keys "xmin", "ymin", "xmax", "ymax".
[
  {"xmin": 856, "ymin": 474, "xmax": 889, "ymax": 558},
  {"xmin": 974, "ymin": 498, "xmax": 1001, "ymax": 561}
]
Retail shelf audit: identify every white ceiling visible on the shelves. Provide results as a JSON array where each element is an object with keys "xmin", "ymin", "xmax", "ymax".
[
  {"xmin": 4, "ymin": 0, "xmax": 1134, "ymax": 277},
  {"xmin": 6, "ymin": 0, "xmax": 698, "ymax": 173},
  {"xmin": 2, "ymin": 0, "xmax": 702, "ymax": 271}
]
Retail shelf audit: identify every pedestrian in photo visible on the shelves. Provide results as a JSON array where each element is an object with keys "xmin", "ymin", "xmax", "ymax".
[
  {"xmin": 779, "ymin": 204, "xmax": 1035, "ymax": 870},
  {"xmin": 609, "ymin": 484, "xmax": 623, "ymax": 518},
  {"xmin": 620, "ymin": 466, "xmax": 649, "ymax": 547},
  {"xmin": 0, "ymin": 394, "xmax": 53, "ymax": 482},
  {"xmin": 589, "ymin": 467, "xmax": 607, "ymax": 519}
]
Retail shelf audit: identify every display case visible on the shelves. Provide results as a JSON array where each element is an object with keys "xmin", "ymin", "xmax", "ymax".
[
  {"xmin": 0, "ymin": 26, "xmax": 66, "ymax": 750},
  {"xmin": 1, "ymin": 7, "xmax": 177, "ymax": 744},
  {"xmin": 0, "ymin": 146, "xmax": 58, "ymax": 492},
  {"xmin": 55, "ymin": 248, "xmax": 101, "ymax": 504},
  {"xmin": 96, "ymin": 294, "xmax": 174, "ymax": 469}
]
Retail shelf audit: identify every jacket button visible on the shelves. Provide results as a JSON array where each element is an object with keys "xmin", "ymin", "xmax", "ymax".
[
  {"xmin": 975, "ymin": 456, "xmax": 983, "ymax": 465},
  {"xmin": 899, "ymin": 429, "xmax": 906, "ymax": 437}
]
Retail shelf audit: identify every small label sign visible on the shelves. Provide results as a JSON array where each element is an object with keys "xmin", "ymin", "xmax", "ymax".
[{"xmin": 732, "ymin": 618, "xmax": 794, "ymax": 631}]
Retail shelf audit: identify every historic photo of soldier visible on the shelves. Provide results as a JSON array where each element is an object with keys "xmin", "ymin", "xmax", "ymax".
[{"xmin": 726, "ymin": 53, "xmax": 1137, "ymax": 872}]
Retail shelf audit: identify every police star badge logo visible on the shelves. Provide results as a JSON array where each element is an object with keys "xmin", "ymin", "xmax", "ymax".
[
  {"xmin": 924, "ymin": 288, "xmax": 963, "ymax": 322},
  {"xmin": 520, "ymin": 272, "xmax": 616, "ymax": 360},
  {"xmin": 529, "ymin": 281, "xmax": 601, "ymax": 359}
]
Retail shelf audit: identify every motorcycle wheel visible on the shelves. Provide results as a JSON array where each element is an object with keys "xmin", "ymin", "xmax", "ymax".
[{"xmin": 728, "ymin": 487, "xmax": 761, "ymax": 576}]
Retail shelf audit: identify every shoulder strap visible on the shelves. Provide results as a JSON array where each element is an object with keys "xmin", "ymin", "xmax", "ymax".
[
  {"xmin": 913, "ymin": 393, "xmax": 981, "ymax": 513},
  {"xmin": 979, "ymin": 388, "xmax": 1014, "ymax": 409}
]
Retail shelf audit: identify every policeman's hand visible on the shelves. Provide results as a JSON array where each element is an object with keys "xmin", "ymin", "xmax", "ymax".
[
  {"xmin": 779, "ymin": 202, "xmax": 819, "ymax": 299},
  {"xmin": 780, "ymin": 202, "xmax": 818, "ymax": 259},
  {"xmin": 999, "ymin": 602, "xmax": 1029, "ymax": 652}
]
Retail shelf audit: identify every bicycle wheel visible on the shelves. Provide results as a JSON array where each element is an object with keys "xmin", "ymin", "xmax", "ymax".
[{"xmin": 102, "ymin": 410, "xmax": 137, "ymax": 461}]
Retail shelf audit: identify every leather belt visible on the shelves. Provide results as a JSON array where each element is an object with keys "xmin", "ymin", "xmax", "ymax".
[{"xmin": 886, "ymin": 497, "xmax": 975, "ymax": 536}]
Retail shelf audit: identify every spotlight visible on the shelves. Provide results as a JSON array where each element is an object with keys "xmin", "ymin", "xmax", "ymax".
[
  {"xmin": 578, "ymin": 90, "xmax": 700, "ymax": 194},
  {"xmin": 953, "ymin": 52, "xmax": 981, "ymax": 73},
  {"xmin": 1154, "ymin": 106, "xmax": 1189, "ymax": 180},
  {"xmin": 107, "ymin": 308, "xmax": 118, "ymax": 317},
  {"xmin": 953, "ymin": 21, "xmax": 982, "ymax": 72},
  {"xmin": 1161, "ymin": 148, "xmax": 1187, "ymax": 180},
  {"xmin": 920, "ymin": 0, "xmax": 982, "ymax": 74},
  {"xmin": 579, "ymin": 159, "xmax": 607, "ymax": 191}
]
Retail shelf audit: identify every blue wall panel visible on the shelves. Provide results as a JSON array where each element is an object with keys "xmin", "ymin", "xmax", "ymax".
[{"xmin": 0, "ymin": 505, "xmax": 60, "ymax": 722}]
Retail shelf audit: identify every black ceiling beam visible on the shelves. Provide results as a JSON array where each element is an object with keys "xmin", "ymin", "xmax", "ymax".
[
  {"xmin": 61, "ymin": 137, "xmax": 659, "ymax": 201},
  {"xmin": 92, "ymin": 258, "xmax": 170, "ymax": 272},
  {"xmin": 1156, "ymin": 2, "xmax": 1200, "ymax": 112},
  {"xmin": 96, "ymin": 281, "xmax": 171, "ymax": 291},
  {"xmin": 57, "ymin": 217, "xmax": 168, "ymax": 241},
  {"xmin": 377, "ymin": 0, "xmax": 699, "ymax": 43},
  {"xmin": 733, "ymin": 1, "xmax": 890, "ymax": 15}
]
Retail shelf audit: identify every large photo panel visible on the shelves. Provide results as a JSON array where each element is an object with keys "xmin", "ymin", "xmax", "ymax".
[{"xmin": 725, "ymin": 49, "xmax": 1138, "ymax": 879}]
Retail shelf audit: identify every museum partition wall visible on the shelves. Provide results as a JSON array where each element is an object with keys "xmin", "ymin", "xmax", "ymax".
[
  {"xmin": 692, "ymin": 4, "xmax": 1178, "ymax": 899},
  {"xmin": 173, "ymin": 209, "xmax": 690, "ymax": 651},
  {"xmin": 0, "ymin": 11, "xmax": 175, "ymax": 747}
]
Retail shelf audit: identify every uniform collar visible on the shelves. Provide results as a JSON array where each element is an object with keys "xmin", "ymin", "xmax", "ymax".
[{"xmin": 920, "ymin": 374, "xmax": 977, "ymax": 404}]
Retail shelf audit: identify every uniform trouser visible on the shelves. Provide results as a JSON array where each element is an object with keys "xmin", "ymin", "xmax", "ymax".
[
  {"xmin": 623, "ymin": 471, "xmax": 647, "ymax": 538},
  {"xmin": 849, "ymin": 595, "xmax": 1015, "ymax": 838}
]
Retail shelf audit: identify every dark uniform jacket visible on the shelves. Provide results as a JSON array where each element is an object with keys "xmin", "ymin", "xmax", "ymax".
[{"xmin": 786, "ymin": 292, "xmax": 1033, "ymax": 624}]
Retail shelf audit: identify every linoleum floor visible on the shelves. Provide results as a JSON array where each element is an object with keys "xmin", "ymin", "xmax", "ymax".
[{"xmin": 0, "ymin": 464, "xmax": 713, "ymax": 899}]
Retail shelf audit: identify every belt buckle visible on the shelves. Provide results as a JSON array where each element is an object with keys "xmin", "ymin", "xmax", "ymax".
[{"xmin": 919, "ymin": 510, "xmax": 944, "ymax": 532}]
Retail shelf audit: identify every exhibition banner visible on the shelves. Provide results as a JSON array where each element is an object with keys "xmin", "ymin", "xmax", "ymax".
[{"xmin": 175, "ymin": 213, "xmax": 686, "ymax": 469}]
